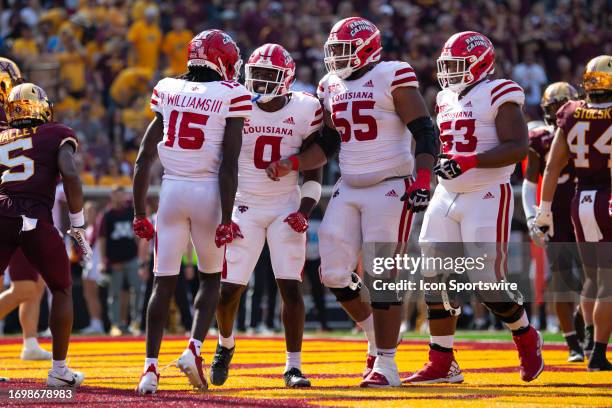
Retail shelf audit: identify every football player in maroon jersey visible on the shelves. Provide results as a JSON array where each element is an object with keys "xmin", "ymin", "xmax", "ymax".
[
  {"xmin": 523, "ymin": 82, "xmax": 585, "ymax": 362},
  {"xmin": 0, "ymin": 83, "xmax": 92, "ymax": 386},
  {"xmin": 535, "ymin": 55, "xmax": 612, "ymax": 371},
  {"xmin": 0, "ymin": 57, "xmax": 55, "ymax": 362}
]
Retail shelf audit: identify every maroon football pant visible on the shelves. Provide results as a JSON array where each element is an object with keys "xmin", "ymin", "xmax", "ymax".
[
  {"xmin": 8, "ymin": 248, "xmax": 40, "ymax": 282},
  {"xmin": 0, "ymin": 216, "xmax": 70, "ymax": 291}
]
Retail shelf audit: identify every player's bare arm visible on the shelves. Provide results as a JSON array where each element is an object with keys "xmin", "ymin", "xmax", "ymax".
[
  {"xmin": 57, "ymin": 144, "xmax": 83, "ymax": 216},
  {"xmin": 393, "ymin": 86, "xmax": 436, "ymax": 212},
  {"xmin": 480, "ymin": 102, "xmax": 529, "ymax": 167},
  {"xmin": 534, "ymin": 127, "xmax": 571, "ymax": 238},
  {"xmin": 219, "ymin": 117, "xmax": 243, "ymax": 224},
  {"xmin": 133, "ymin": 113, "xmax": 163, "ymax": 217},
  {"xmin": 58, "ymin": 142, "xmax": 92, "ymax": 257},
  {"xmin": 215, "ymin": 116, "xmax": 245, "ymax": 247},
  {"xmin": 132, "ymin": 113, "xmax": 163, "ymax": 240}
]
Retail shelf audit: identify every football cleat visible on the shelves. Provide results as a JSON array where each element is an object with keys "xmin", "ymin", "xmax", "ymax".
[
  {"xmin": 283, "ymin": 368, "xmax": 311, "ymax": 388},
  {"xmin": 177, "ymin": 341, "xmax": 208, "ymax": 391},
  {"xmin": 47, "ymin": 367, "xmax": 84, "ymax": 388},
  {"xmin": 136, "ymin": 364, "xmax": 159, "ymax": 395},
  {"xmin": 363, "ymin": 354, "xmax": 376, "ymax": 379},
  {"xmin": 360, "ymin": 358, "xmax": 401, "ymax": 388},
  {"xmin": 512, "ymin": 327, "xmax": 544, "ymax": 382},
  {"xmin": 403, "ymin": 348, "xmax": 464, "ymax": 384},
  {"xmin": 210, "ymin": 343, "xmax": 235, "ymax": 386},
  {"xmin": 21, "ymin": 346, "xmax": 52, "ymax": 361},
  {"xmin": 587, "ymin": 358, "xmax": 612, "ymax": 372},
  {"xmin": 568, "ymin": 348, "xmax": 585, "ymax": 363}
]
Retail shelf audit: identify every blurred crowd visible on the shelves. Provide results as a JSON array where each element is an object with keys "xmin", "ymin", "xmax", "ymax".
[{"xmin": 1, "ymin": 0, "xmax": 609, "ymax": 186}]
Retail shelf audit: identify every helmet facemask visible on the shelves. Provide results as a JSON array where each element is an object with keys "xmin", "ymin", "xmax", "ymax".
[
  {"xmin": 540, "ymin": 100, "xmax": 567, "ymax": 127},
  {"xmin": 245, "ymin": 65, "xmax": 289, "ymax": 102},
  {"xmin": 324, "ymin": 30, "xmax": 380, "ymax": 79},
  {"xmin": 437, "ymin": 47, "xmax": 494, "ymax": 93}
]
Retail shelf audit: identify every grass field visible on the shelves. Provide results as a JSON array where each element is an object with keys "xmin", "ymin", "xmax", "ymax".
[{"xmin": 0, "ymin": 333, "xmax": 610, "ymax": 407}]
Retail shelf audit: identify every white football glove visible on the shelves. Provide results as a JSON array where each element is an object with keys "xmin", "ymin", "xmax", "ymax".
[
  {"xmin": 527, "ymin": 216, "xmax": 547, "ymax": 248},
  {"xmin": 533, "ymin": 203, "xmax": 554, "ymax": 244},
  {"xmin": 67, "ymin": 225, "xmax": 93, "ymax": 261}
]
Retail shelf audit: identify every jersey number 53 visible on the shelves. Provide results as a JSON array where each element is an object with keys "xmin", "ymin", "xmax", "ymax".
[{"xmin": 439, "ymin": 119, "xmax": 477, "ymax": 153}]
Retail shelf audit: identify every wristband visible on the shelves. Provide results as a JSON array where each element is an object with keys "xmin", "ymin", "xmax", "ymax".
[
  {"xmin": 415, "ymin": 168, "xmax": 431, "ymax": 185},
  {"xmin": 300, "ymin": 180, "xmax": 322, "ymax": 203},
  {"xmin": 69, "ymin": 210, "xmax": 85, "ymax": 227},
  {"xmin": 539, "ymin": 200, "xmax": 552, "ymax": 212},
  {"xmin": 288, "ymin": 155, "xmax": 300, "ymax": 171}
]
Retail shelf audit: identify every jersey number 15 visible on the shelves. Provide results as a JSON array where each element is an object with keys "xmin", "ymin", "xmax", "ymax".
[{"xmin": 164, "ymin": 111, "xmax": 208, "ymax": 150}]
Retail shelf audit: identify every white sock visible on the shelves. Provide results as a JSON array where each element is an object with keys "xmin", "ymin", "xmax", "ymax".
[
  {"xmin": 357, "ymin": 314, "xmax": 377, "ymax": 356},
  {"xmin": 23, "ymin": 337, "xmax": 39, "ymax": 350},
  {"xmin": 219, "ymin": 334, "xmax": 235, "ymax": 349},
  {"xmin": 505, "ymin": 311, "xmax": 530, "ymax": 331},
  {"xmin": 431, "ymin": 335, "xmax": 454, "ymax": 349},
  {"xmin": 285, "ymin": 351, "xmax": 301, "ymax": 372},
  {"xmin": 144, "ymin": 358, "xmax": 158, "ymax": 372},
  {"xmin": 189, "ymin": 338, "xmax": 202, "ymax": 355},
  {"xmin": 377, "ymin": 348, "xmax": 396, "ymax": 358},
  {"xmin": 52, "ymin": 360, "xmax": 66, "ymax": 373}
]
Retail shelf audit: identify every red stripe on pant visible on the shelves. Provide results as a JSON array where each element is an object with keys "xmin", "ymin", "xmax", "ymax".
[
  {"xmin": 222, "ymin": 247, "xmax": 228, "ymax": 279},
  {"xmin": 495, "ymin": 184, "xmax": 511, "ymax": 280}
]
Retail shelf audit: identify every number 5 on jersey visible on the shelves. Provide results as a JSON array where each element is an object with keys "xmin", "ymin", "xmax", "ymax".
[
  {"xmin": 331, "ymin": 101, "xmax": 377, "ymax": 142},
  {"xmin": 164, "ymin": 110, "xmax": 209, "ymax": 149},
  {"xmin": 0, "ymin": 138, "xmax": 34, "ymax": 183}
]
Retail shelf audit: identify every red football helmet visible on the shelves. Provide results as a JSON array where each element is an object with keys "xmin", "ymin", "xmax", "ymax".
[
  {"xmin": 324, "ymin": 17, "xmax": 381, "ymax": 79},
  {"xmin": 187, "ymin": 29, "xmax": 242, "ymax": 81},
  {"xmin": 437, "ymin": 31, "xmax": 495, "ymax": 92},
  {"xmin": 245, "ymin": 43, "xmax": 295, "ymax": 102}
]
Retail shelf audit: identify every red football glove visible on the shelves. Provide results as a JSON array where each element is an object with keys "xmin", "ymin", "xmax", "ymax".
[
  {"xmin": 133, "ymin": 216, "xmax": 154, "ymax": 241},
  {"xmin": 284, "ymin": 211, "xmax": 308, "ymax": 233},
  {"xmin": 215, "ymin": 222, "xmax": 244, "ymax": 248},
  {"xmin": 400, "ymin": 169, "xmax": 431, "ymax": 212}
]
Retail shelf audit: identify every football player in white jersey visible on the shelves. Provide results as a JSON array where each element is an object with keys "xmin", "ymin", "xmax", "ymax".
[
  {"xmin": 132, "ymin": 30, "xmax": 251, "ymax": 394},
  {"xmin": 403, "ymin": 32, "xmax": 544, "ymax": 385},
  {"xmin": 267, "ymin": 17, "xmax": 438, "ymax": 387},
  {"xmin": 209, "ymin": 44, "xmax": 323, "ymax": 388}
]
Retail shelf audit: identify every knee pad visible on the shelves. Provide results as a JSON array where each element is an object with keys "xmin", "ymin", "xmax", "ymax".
[
  {"xmin": 483, "ymin": 302, "xmax": 524, "ymax": 323},
  {"xmin": 328, "ymin": 272, "xmax": 362, "ymax": 302},
  {"xmin": 426, "ymin": 303, "xmax": 454, "ymax": 320},
  {"xmin": 371, "ymin": 300, "xmax": 402, "ymax": 310}
]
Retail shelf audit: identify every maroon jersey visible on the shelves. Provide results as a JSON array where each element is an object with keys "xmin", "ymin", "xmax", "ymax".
[
  {"xmin": 0, "ymin": 106, "xmax": 7, "ymax": 130},
  {"xmin": 529, "ymin": 125, "xmax": 576, "ymax": 241},
  {"xmin": 557, "ymin": 100, "xmax": 611, "ymax": 190},
  {"xmin": 0, "ymin": 122, "xmax": 78, "ymax": 223}
]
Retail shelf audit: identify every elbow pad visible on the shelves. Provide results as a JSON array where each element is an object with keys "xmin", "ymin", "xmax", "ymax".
[
  {"xmin": 408, "ymin": 116, "xmax": 438, "ymax": 158},
  {"xmin": 315, "ymin": 125, "xmax": 341, "ymax": 158}
]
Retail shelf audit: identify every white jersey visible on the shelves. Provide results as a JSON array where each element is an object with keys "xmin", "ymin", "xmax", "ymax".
[
  {"xmin": 436, "ymin": 78, "xmax": 525, "ymax": 193},
  {"xmin": 317, "ymin": 61, "xmax": 418, "ymax": 187},
  {"xmin": 236, "ymin": 92, "xmax": 322, "ymax": 206},
  {"xmin": 150, "ymin": 78, "xmax": 252, "ymax": 181}
]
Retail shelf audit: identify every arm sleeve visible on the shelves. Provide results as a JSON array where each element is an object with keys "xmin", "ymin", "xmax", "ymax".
[
  {"xmin": 490, "ymin": 79, "xmax": 525, "ymax": 115},
  {"xmin": 522, "ymin": 179, "xmax": 538, "ymax": 219},
  {"xmin": 390, "ymin": 61, "xmax": 419, "ymax": 92},
  {"xmin": 226, "ymin": 86, "xmax": 252, "ymax": 118}
]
